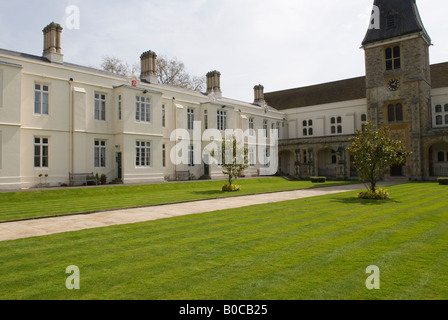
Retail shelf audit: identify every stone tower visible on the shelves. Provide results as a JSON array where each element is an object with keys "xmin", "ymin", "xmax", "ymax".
[{"xmin": 362, "ymin": 0, "xmax": 432, "ymax": 180}]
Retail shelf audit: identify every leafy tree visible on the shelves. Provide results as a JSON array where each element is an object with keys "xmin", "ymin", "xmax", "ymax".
[
  {"xmin": 347, "ymin": 121, "xmax": 411, "ymax": 193},
  {"xmin": 212, "ymin": 135, "xmax": 248, "ymax": 190}
]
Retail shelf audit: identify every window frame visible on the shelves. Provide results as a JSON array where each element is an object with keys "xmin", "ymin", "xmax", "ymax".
[
  {"xmin": 433, "ymin": 104, "xmax": 448, "ymax": 127},
  {"xmin": 94, "ymin": 93, "xmax": 106, "ymax": 121},
  {"xmin": 385, "ymin": 46, "xmax": 401, "ymax": 71},
  {"xmin": 34, "ymin": 84, "xmax": 49, "ymax": 115},
  {"xmin": 387, "ymin": 103, "xmax": 404, "ymax": 123},
  {"xmin": 187, "ymin": 108, "xmax": 195, "ymax": 130},
  {"xmin": 135, "ymin": 141, "xmax": 152, "ymax": 168},
  {"xmin": 34, "ymin": 137, "xmax": 49, "ymax": 168},
  {"xmin": 94, "ymin": 140, "xmax": 107, "ymax": 168},
  {"xmin": 217, "ymin": 110, "xmax": 227, "ymax": 131},
  {"xmin": 135, "ymin": 96, "xmax": 151, "ymax": 123}
]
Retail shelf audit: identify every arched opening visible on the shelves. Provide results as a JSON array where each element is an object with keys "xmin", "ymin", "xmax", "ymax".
[
  {"xmin": 278, "ymin": 150, "xmax": 295, "ymax": 177},
  {"xmin": 317, "ymin": 148, "xmax": 337, "ymax": 178},
  {"xmin": 429, "ymin": 142, "xmax": 448, "ymax": 177}
]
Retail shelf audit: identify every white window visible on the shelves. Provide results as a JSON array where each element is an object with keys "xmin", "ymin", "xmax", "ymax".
[
  {"xmin": 136, "ymin": 141, "xmax": 151, "ymax": 167},
  {"xmin": 276, "ymin": 122, "xmax": 281, "ymax": 139},
  {"xmin": 434, "ymin": 104, "xmax": 448, "ymax": 127},
  {"xmin": 117, "ymin": 95, "xmax": 122, "ymax": 121},
  {"xmin": 217, "ymin": 110, "xmax": 227, "ymax": 131},
  {"xmin": 34, "ymin": 137, "xmax": 49, "ymax": 168},
  {"xmin": 249, "ymin": 118, "xmax": 255, "ymax": 136},
  {"xmin": 34, "ymin": 84, "xmax": 49, "ymax": 115},
  {"xmin": 263, "ymin": 120, "xmax": 268, "ymax": 137},
  {"xmin": 94, "ymin": 140, "xmax": 106, "ymax": 168},
  {"xmin": 95, "ymin": 93, "xmax": 106, "ymax": 121},
  {"xmin": 249, "ymin": 147, "xmax": 256, "ymax": 167},
  {"xmin": 136, "ymin": 96, "xmax": 151, "ymax": 122},
  {"xmin": 187, "ymin": 108, "xmax": 195, "ymax": 130},
  {"xmin": 188, "ymin": 145, "xmax": 194, "ymax": 167},
  {"xmin": 162, "ymin": 105, "xmax": 166, "ymax": 127}
]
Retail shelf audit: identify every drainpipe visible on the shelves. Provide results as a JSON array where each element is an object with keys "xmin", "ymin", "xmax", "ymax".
[{"xmin": 69, "ymin": 78, "xmax": 74, "ymax": 175}]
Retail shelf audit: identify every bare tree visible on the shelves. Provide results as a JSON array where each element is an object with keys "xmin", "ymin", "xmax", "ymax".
[{"xmin": 100, "ymin": 55, "xmax": 205, "ymax": 92}]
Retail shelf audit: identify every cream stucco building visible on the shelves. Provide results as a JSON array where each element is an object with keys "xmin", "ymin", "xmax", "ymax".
[{"xmin": 1, "ymin": 0, "xmax": 447, "ymax": 190}]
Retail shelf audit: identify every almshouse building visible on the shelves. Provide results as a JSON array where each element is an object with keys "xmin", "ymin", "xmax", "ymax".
[{"xmin": 0, "ymin": 0, "xmax": 447, "ymax": 190}]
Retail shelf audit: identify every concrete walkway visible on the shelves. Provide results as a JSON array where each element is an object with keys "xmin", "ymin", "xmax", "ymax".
[{"xmin": 0, "ymin": 182, "xmax": 392, "ymax": 242}]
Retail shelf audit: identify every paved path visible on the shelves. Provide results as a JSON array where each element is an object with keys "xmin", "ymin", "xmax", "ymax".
[{"xmin": 0, "ymin": 183, "xmax": 393, "ymax": 242}]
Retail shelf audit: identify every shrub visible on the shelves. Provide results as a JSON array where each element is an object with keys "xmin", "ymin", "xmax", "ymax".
[
  {"xmin": 358, "ymin": 188, "xmax": 389, "ymax": 200},
  {"xmin": 222, "ymin": 184, "xmax": 241, "ymax": 192},
  {"xmin": 438, "ymin": 177, "xmax": 448, "ymax": 185},
  {"xmin": 310, "ymin": 176, "xmax": 326, "ymax": 183}
]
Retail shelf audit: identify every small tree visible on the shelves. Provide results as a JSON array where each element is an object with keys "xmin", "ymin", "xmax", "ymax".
[
  {"xmin": 348, "ymin": 121, "xmax": 411, "ymax": 193},
  {"xmin": 213, "ymin": 135, "xmax": 248, "ymax": 190}
]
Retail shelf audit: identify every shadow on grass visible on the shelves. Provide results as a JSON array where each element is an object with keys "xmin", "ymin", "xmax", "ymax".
[
  {"xmin": 333, "ymin": 196, "xmax": 401, "ymax": 205},
  {"xmin": 191, "ymin": 190, "xmax": 225, "ymax": 196}
]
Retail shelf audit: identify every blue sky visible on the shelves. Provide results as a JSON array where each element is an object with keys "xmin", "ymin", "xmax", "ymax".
[{"xmin": 1, "ymin": 0, "xmax": 447, "ymax": 102}]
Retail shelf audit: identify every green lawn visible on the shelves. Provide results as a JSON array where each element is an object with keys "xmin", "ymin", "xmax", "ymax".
[
  {"xmin": 0, "ymin": 177, "xmax": 352, "ymax": 222},
  {"xmin": 0, "ymin": 182, "xmax": 446, "ymax": 300}
]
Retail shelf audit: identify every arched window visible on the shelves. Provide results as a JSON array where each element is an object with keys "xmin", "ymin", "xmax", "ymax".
[
  {"xmin": 388, "ymin": 103, "xmax": 403, "ymax": 122},
  {"xmin": 436, "ymin": 115, "xmax": 443, "ymax": 125}
]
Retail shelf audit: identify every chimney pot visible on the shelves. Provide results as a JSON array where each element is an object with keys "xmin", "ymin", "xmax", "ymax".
[
  {"xmin": 254, "ymin": 84, "xmax": 265, "ymax": 105},
  {"xmin": 140, "ymin": 50, "xmax": 158, "ymax": 84},
  {"xmin": 42, "ymin": 22, "xmax": 63, "ymax": 64},
  {"xmin": 206, "ymin": 70, "xmax": 222, "ymax": 98}
]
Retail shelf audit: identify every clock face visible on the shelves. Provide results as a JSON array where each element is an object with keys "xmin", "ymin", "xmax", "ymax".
[{"xmin": 387, "ymin": 78, "xmax": 400, "ymax": 91}]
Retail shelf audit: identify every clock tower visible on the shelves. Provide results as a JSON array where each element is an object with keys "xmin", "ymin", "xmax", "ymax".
[{"xmin": 362, "ymin": 0, "xmax": 432, "ymax": 180}]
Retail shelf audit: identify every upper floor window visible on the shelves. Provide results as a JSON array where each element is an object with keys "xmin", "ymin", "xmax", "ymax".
[
  {"xmin": 263, "ymin": 120, "xmax": 268, "ymax": 137},
  {"xmin": 331, "ymin": 117, "xmax": 342, "ymax": 134},
  {"xmin": 361, "ymin": 114, "xmax": 367, "ymax": 122},
  {"xmin": 162, "ymin": 105, "xmax": 166, "ymax": 127},
  {"xmin": 117, "ymin": 95, "xmax": 122, "ymax": 121},
  {"xmin": 34, "ymin": 84, "xmax": 49, "ymax": 115},
  {"xmin": 204, "ymin": 110, "xmax": 208, "ymax": 130},
  {"xmin": 388, "ymin": 103, "xmax": 403, "ymax": 122},
  {"xmin": 187, "ymin": 108, "xmax": 195, "ymax": 130},
  {"xmin": 95, "ymin": 93, "xmax": 106, "ymax": 121},
  {"xmin": 386, "ymin": 46, "xmax": 401, "ymax": 71},
  {"xmin": 249, "ymin": 118, "xmax": 255, "ymax": 136},
  {"xmin": 302, "ymin": 120, "xmax": 313, "ymax": 136},
  {"xmin": 217, "ymin": 110, "xmax": 227, "ymax": 131},
  {"xmin": 434, "ymin": 104, "xmax": 448, "ymax": 127},
  {"xmin": 135, "ymin": 96, "xmax": 151, "ymax": 123}
]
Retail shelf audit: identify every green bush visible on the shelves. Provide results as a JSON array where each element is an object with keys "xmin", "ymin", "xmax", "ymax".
[
  {"xmin": 222, "ymin": 184, "xmax": 241, "ymax": 192},
  {"xmin": 310, "ymin": 176, "xmax": 326, "ymax": 183},
  {"xmin": 358, "ymin": 188, "xmax": 389, "ymax": 200},
  {"xmin": 438, "ymin": 177, "xmax": 448, "ymax": 185}
]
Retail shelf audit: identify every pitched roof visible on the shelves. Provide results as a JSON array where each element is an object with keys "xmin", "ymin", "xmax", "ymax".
[
  {"xmin": 265, "ymin": 62, "xmax": 448, "ymax": 111},
  {"xmin": 362, "ymin": 0, "xmax": 431, "ymax": 46},
  {"xmin": 431, "ymin": 62, "xmax": 448, "ymax": 89},
  {"xmin": 265, "ymin": 77, "xmax": 366, "ymax": 111}
]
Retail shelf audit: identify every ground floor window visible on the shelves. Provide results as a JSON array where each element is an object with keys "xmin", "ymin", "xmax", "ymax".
[
  {"xmin": 94, "ymin": 140, "xmax": 106, "ymax": 168},
  {"xmin": 34, "ymin": 137, "xmax": 49, "ymax": 168},
  {"xmin": 136, "ymin": 141, "xmax": 151, "ymax": 167}
]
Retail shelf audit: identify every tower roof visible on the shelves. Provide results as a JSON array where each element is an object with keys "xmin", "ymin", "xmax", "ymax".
[{"xmin": 362, "ymin": 0, "xmax": 431, "ymax": 46}]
